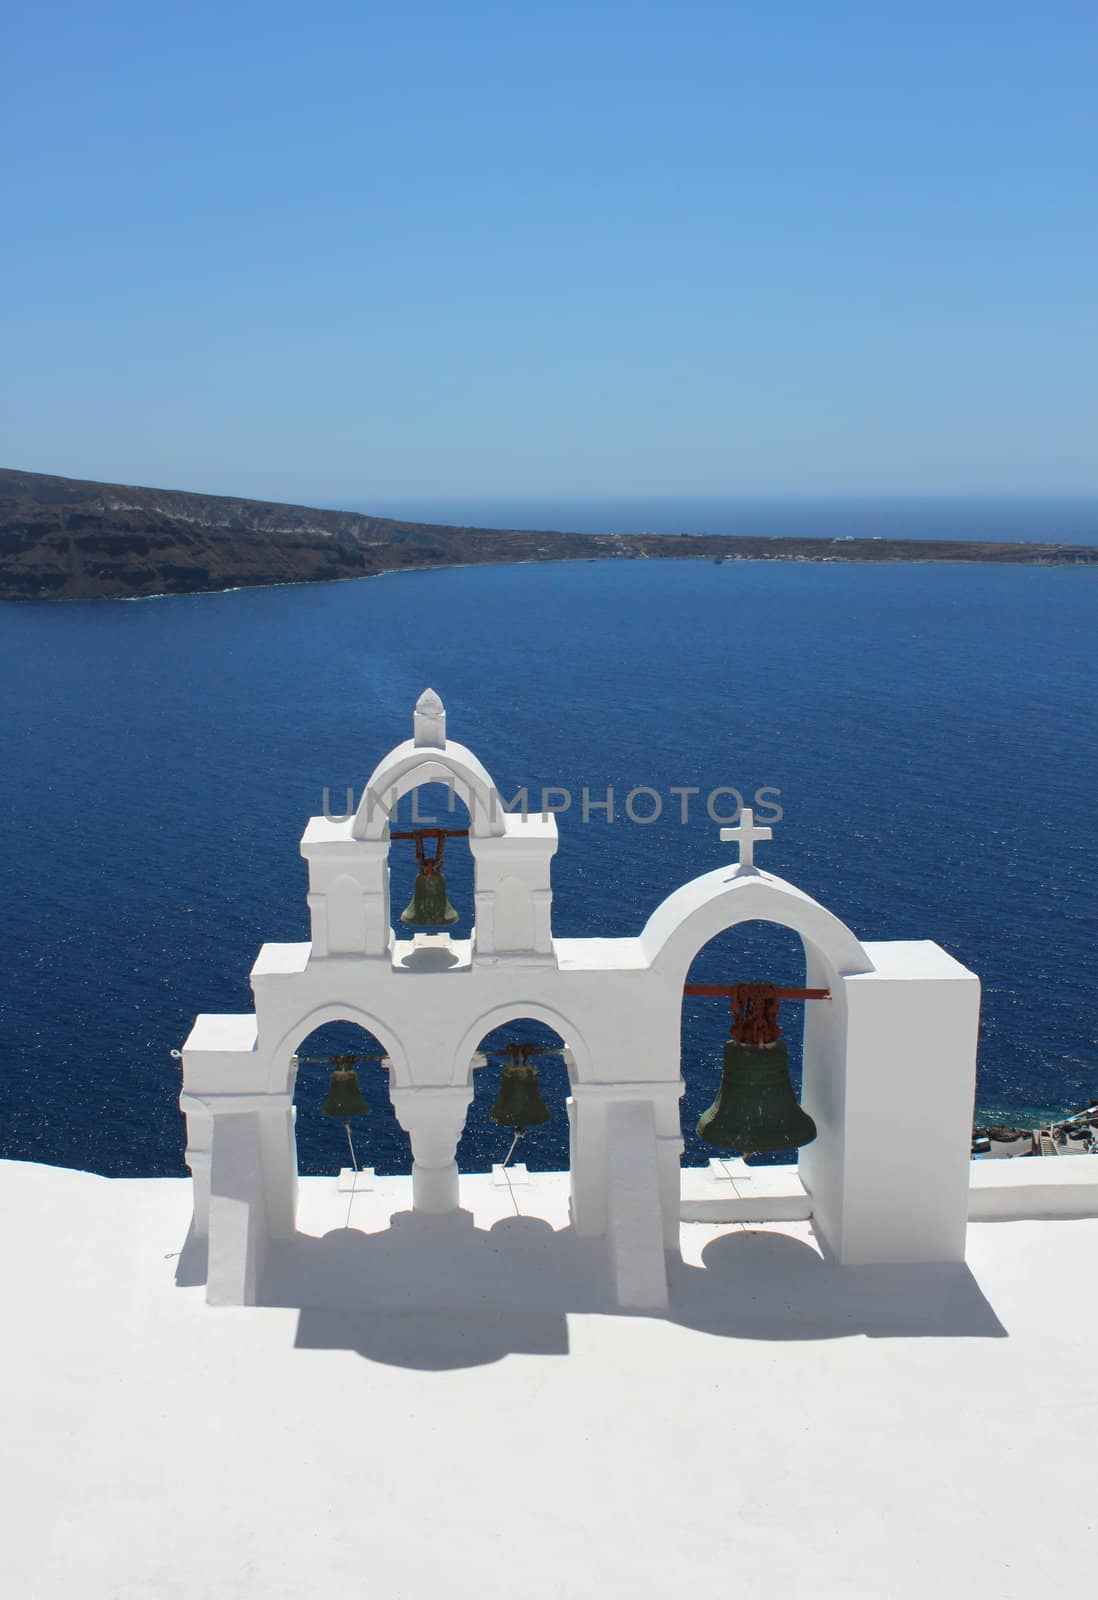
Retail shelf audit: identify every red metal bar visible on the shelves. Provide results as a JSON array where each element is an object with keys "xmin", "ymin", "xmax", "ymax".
[{"xmin": 685, "ymin": 982, "xmax": 830, "ymax": 1044}]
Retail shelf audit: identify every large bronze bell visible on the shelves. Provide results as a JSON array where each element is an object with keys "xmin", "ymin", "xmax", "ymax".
[
  {"xmin": 697, "ymin": 1040, "xmax": 817, "ymax": 1155},
  {"xmin": 321, "ymin": 1065, "xmax": 371, "ymax": 1121},
  {"xmin": 400, "ymin": 869, "xmax": 459, "ymax": 927},
  {"xmin": 489, "ymin": 1045, "xmax": 552, "ymax": 1131}
]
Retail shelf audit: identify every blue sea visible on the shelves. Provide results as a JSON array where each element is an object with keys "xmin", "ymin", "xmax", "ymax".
[{"xmin": 1, "ymin": 525, "xmax": 1096, "ymax": 1178}]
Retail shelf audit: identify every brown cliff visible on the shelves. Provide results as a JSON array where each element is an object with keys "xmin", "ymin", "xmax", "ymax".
[{"xmin": 2, "ymin": 467, "xmax": 1095, "ymax": 601}]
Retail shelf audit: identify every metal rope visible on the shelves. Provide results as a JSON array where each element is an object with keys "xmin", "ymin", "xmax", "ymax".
[{"xmin": 499, "ymin": 1129, "xmax": 522, "ymax": 1216}]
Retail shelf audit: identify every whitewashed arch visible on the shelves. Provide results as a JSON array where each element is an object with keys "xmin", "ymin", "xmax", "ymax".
[
  {"xmin": 266, "ymin": 1003, "xmax": 413, "ymax": 1092},
  {"xmin": 353, "ymin": 740, "xmax": 505, "ymax": 840},
  {"xmin": 450, "ymin": 1000, "xmax": 591, "ymax": 1086},
  {"xmin": 640, "ymin": 867, "xmax": 874, "ymax": 991}
]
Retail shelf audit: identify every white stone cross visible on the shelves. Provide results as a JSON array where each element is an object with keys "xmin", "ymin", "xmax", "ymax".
[{"xmin": 720, "ymin": 807, "xmax": 773, "ymax": 870}]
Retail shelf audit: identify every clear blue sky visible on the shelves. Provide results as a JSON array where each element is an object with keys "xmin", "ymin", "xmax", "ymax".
[{"xmin": 3, "ymin": 0, "xmax": 1096, "ymax": 502}]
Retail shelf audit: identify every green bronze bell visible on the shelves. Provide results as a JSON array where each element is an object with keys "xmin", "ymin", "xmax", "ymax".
[
  {"xmin": 697, "ymin": 1040, "xmax": 816, "ymax": 1155},
  {"xmin": 321, "ymin": 1066, "xmax": 371, "ymax": 1121},
  {"xmin": 489, "ymin": 1047, "xmax": 552, "ymax": 1131},
  {"xmin": 400, "ymin": 868, "xmax": 459, "ymax": 928}
]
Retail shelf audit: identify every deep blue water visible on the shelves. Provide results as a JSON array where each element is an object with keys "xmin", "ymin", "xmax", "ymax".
[
  {"xmin": 352, "ymin": 493, "xmax": 1098, "ymax": 545},
  {"xmin": 1, "ymin": 556, "xmax": 1096, "ymax": 1178}
]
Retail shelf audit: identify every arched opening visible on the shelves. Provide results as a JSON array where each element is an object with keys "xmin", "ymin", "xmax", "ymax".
[
  {"xmin": 290, "ymin": 1020, "xmax": 407, "ymax": 1177},
  {"xmin": 681, "ymin": 918, "xmax": 811, "ymax": 1169},
  {"xmin": 388, "ymin": 783, "xmax": 475, "ymax": 944},
  {"xmin": 354, "ymin": 741, "xmax": 504, "ymax": 841},
  {"xmin": 456, "ymin": 1016, "xmax": 572, "ymax": 1175}
]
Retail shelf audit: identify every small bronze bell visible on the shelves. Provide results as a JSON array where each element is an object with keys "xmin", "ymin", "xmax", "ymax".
[
  {"xmin": 401, "ymin": 869, "xmax": 459, "ymax": 927},
  {"xmin": 400, "ymin": 832, "xmax": 459, "ymax": 927},
  {"xmin": 488, "ymin": 1045, "xmax": 552, "ymax": 1131},
  {"xmin": 321, "ymin": 1061, "xmax": 371, "ymax": 1121},
  {"xmin": 697, "ymin": 1039, "xmax": 817, "ymax": 1154}
]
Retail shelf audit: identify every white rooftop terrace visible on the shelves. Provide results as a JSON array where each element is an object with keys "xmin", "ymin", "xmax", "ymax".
[{"xmin": 4, "ymin": 1158, "xmax": 1096, "ymax": 1600}]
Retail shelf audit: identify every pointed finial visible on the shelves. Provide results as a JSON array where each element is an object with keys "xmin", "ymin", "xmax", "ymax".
[{"xmin": 414, "ymin": 688, "xmax": 446, "ymax": 748}]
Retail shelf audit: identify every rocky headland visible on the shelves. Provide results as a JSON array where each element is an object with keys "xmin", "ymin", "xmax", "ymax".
[{"xmin": 2, "ymin": 467, "xmax": 1095, "ymax": 601}]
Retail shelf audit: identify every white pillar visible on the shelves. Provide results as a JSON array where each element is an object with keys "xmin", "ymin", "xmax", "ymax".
[
  {"xmin": 258, "ymin": 1098, "xmax": 299, "ymax": 1239},
  {"xmin": 800, "ymin": 940, "xmax": 980, "ymax": 1265},
  {"xmin": 390, "ymin": 1086, "xmax": 475, "ymax": 1213},
  {"xmin": 606, "ymin": 1100, "xmax": 670, "ymax": 1309},
  {"xmin": 568, "ymin": 1081, "xmax": 684, "ymax": 1250},
  {"xmin": 567, "ymin": 1086, "xmax": 608, "ymax": 1238},
  {"xmin": 206, "ymin": 1111, "xmax": 269, "ymax": 1307},
  {"xmin": 180, "ymin": 1093, "xmax": 212, "ymax": 1239},
  {"xmin": 179, "ymin": 1013, "xmax": 271, "ymax": 1242},
  {"xmin": 191, "ymin": 1090, "xmax": 297, "ymax": 1303}
]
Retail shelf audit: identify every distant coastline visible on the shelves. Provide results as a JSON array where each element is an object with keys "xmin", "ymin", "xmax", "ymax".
[
  {"xmin": 348, "ymin": 491, "xmax": 1098, "ymax": 547},
  {"xmin": 3, "ymin": 467, "xmax": 1097, "ymax": 602}
]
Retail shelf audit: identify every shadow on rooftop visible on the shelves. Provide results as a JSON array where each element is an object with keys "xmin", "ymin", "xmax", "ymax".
[
  {"xmin": 295, "ymin": 1305, "xmax": 570, "ymax": 1370},
  {"xmin": 269, "ymin": 1212, "xmax": 590, "ymax": 1368},
  {"xmin": 201, "ymin": 1208, "xmax": 1008, "ymax": 1368},
  {"xmin": 674, "ymin": 1228, "xmax": 1007, "ymax": 1342}
]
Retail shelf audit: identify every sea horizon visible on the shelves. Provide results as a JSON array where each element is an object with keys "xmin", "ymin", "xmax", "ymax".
[{"xmin": 338, "ymin": 492, "xmax": 1098, "ymax": 546}]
